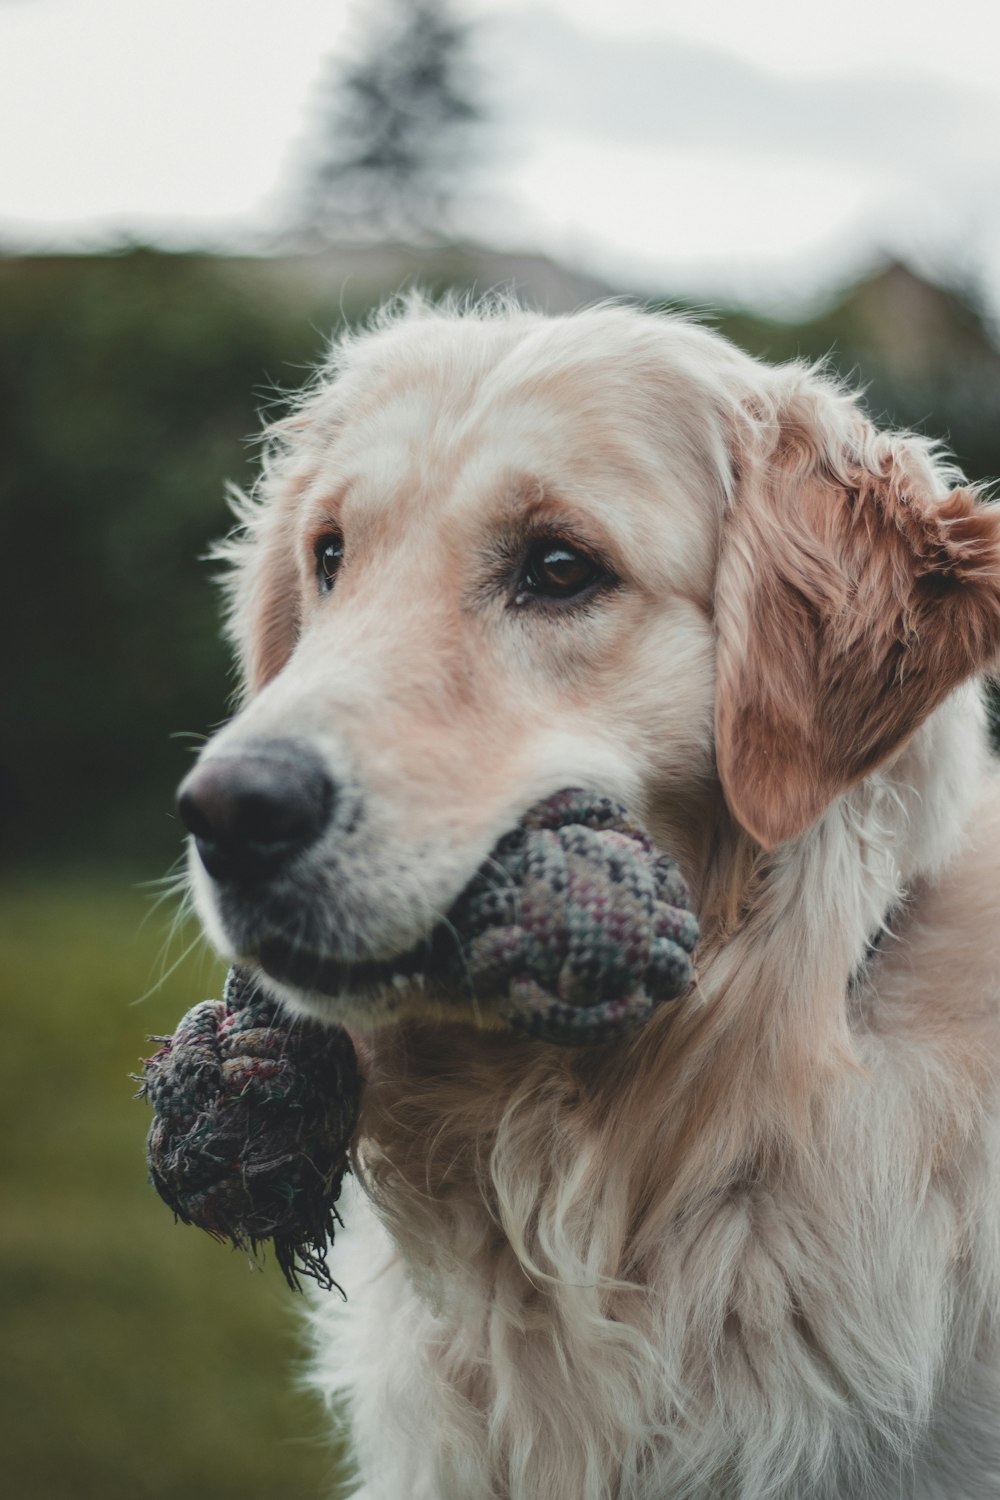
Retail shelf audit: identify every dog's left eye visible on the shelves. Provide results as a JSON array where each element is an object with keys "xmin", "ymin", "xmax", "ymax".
[
  {"xmin": 314, "ymin": 534, "xmax": 344, "ymax": 594},
  {"xmin": 515, "ymin": 539, "xmax": 609, "ymax": 605}
]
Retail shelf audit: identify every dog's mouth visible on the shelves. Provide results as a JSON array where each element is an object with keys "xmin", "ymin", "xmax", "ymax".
[
  {"xmin": 216, "ymin": 787, "xmax": 700, "ymax": 1046},
  {"xmin": 229, "ymin": 817, "xmax": 528, "ymax": 1004},
  {"xmin": 209, "ymin": 843, "xmax": 486, "ymax": 1006},
  {"xmin": 255, "ymin": 922, "xmax": 462, "ymax": 999}
]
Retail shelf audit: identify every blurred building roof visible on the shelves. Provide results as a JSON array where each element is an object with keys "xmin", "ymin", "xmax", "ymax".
[
  {"xmin": 229, "ymin": 238, "xmax": 616, "ymax": 317},
  {"xmin": 815, "ymin": 258, "xmax": 1000, "ymax": 384}
]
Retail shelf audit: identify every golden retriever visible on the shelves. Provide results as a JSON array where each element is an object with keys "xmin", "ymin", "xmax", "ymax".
[{"xmin": 180, "ymin": 298, "xmax": 1000, "ymax": 1498}]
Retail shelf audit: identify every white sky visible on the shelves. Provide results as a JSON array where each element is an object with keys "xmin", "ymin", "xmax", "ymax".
[{"xmin": 2, "ymin": 0, "xmax": 1000, "ymax": 309}]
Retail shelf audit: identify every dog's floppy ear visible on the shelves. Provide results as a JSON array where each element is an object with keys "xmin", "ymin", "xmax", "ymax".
[
  {"xmin": 214, "ymin": 480, "xmax": 301, "ymax": 696},
  {"xmin": 714, "ymin": 387, "xmax": 1000, "ymax": 850},
  {"xmin": 231, "ymin": 529, "xmax": 301, "ymax": 696},
  {"xmin": 217, "ymin": 460, "xmax": 308, "ymax": 698}
]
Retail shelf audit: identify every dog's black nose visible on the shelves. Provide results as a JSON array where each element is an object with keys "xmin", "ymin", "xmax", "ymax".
[{"xmin": 177, "ymin": 741, "xmax": 333, "ymax": 883}]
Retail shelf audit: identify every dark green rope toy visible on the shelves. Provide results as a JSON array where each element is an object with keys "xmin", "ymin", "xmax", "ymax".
[{"xmin": 139, "ymin": 789, "xmax": 698, "ymax": 1289}]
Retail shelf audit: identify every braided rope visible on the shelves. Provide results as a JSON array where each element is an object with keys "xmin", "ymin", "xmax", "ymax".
[{"xmin": 445, "ymin": 789, "xmax": 698, "ymax": 1044}]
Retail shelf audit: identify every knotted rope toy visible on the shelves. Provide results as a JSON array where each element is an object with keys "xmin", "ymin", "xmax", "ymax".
[
  {"xmin": 444, "ymin": 788, "xmax": 698, "ymax": 1044},
  {"xmin": 138, "ymin": 789, "xmax": 698, "ymax": 1289},
  {"xmin": 140, "ymin": 965, "xmax": 359, "ymax": 1291}
]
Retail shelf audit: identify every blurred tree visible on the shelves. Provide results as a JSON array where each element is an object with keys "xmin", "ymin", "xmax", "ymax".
[{"xmin": 302, "ymin": 0, "xmax": 485, "ymax": 241}]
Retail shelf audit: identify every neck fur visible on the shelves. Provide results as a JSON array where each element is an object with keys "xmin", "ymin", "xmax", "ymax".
[
  {"xmin": 358, "ymin": 687, "xmax": 989, "ymax": 1268},
  {"xmin": 345, "ymin": 690, "xmax": 992, "ymax": 1497}
]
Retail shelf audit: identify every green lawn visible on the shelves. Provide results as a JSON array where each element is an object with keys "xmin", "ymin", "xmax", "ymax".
[{"xmin": 0, "ymin": 877, "xmax": 349, "ymax": 1500}]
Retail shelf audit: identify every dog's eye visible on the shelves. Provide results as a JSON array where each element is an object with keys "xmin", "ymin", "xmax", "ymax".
[
  {"xmin": 314, "ymin": 534, "xmax": 344, "ymax": 594},
  {"xmin": 516, "ymin": 539, "xmax": 607, "ymax": 604}
]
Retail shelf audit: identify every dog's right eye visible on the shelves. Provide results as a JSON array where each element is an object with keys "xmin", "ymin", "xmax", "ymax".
[
  {"xmin": 514, "ymin": 538, "xmax": 612, "ymax": 607},
  {"xmin": 314, "ymin": 534, "xmax": 344, "ymax": 594}
]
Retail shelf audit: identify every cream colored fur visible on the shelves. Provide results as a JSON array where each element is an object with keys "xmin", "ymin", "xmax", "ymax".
[{"xmin": 188, "ymin": 299, "xmax": 1000, "ymax": 1498}]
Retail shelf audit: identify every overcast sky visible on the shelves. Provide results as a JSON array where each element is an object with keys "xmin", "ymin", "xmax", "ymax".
[{"xmin": 2, "ymin": 0, "xmax": 1000, "ymax": 310}]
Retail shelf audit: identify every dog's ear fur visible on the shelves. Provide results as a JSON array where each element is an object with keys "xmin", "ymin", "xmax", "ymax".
[
  {"xmin": 216, "ymin": 436, "xmax": 313, "ymax": 699},
  {"xmin": 715, "ymin": 383, "xmax": 1000, "ymax": 850},
  {"xmin": 230, "ymin": 527, "xmax": 301, "ymax": 696}
]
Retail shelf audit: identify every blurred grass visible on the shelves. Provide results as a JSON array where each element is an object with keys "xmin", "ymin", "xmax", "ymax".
[{"xmin": 0, "ymin": 876, "xmax": 348, "ymax": 1500}]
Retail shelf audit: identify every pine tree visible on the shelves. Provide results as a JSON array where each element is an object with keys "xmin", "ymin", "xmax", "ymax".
[{"xmin": 304, "ymin": 0, "xmax": 484, "ymax": 240}]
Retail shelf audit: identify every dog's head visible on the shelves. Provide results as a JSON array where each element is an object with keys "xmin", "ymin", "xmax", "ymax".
[{"xmin": 179, "ymin": 300, "xmax": 1000, "ymax": 1026}]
